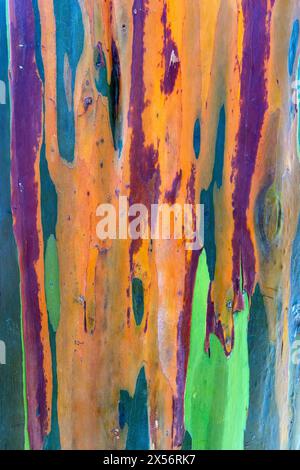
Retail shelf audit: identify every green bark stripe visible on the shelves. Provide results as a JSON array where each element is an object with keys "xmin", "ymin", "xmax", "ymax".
[
  {"xmin": 184, "ymin": 249, "xmax": 249, "ymax": 450},
  {"xmin": 45, "ymin": 235, "xmax": 61, "ymax": 332}
]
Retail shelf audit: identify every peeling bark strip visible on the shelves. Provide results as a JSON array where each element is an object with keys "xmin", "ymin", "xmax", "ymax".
[
  {"xmin": 161, "ymin": 1, "xmax": 180, "ymax": 95},
  {"xmin": 9, "ymin": 0, "xmax": 49, "ymax": 450},
  {"xmin": 174, "ymin": 250, "xmax": 200, "ymax": 447},
  {"xmin": 231, "ymin": 0, "xmax": 273, "ymax": 303},
  {"xmin": 173, "ymin": 167, "xmax": 200, "ymax": 447},
  {"xmin": 128, "ymin": 0, "xmax": 161, "ymax": 265}
]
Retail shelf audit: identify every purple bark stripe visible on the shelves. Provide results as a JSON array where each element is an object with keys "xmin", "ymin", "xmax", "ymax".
[
  {"xmin": 231, "ymin": 0, "xmax": 274, "ymax": 303},
  {"xmin": 9, "ymin": 0, "xmax": 48, "ymax": 450}
]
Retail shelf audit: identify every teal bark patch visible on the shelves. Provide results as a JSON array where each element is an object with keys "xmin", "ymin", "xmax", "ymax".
[
  {"xmin": 200, "ymin": 105, "xmax": 226, "ymax": 280},
  {"xmin": 54, "ymin": 0, "xmax": 84, "ymax": 163},
  {"xmin": 132, "ymin": 278, "xmax": 144, "ymax": 326},
  {"xmin": 193, "ymin": 118, "xmax": 201, "ymax": 159},
  {"xmin": 245, "ymin": 285, "xmax": 279, "ymax": 449},
  {"xmin": 182, "ymin": 431, "xmax": 192, "ymax": 450},
  {"xmin": 288, "ymin": 19, "xmax": 299, "ymax": 76},
  {"xmin": 94, "ymin": 41, "xmax": 122, "ymax": 153},
  {"xmin": 118, "ymin": 367, "xmax": 150, "ymax": 450}
]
